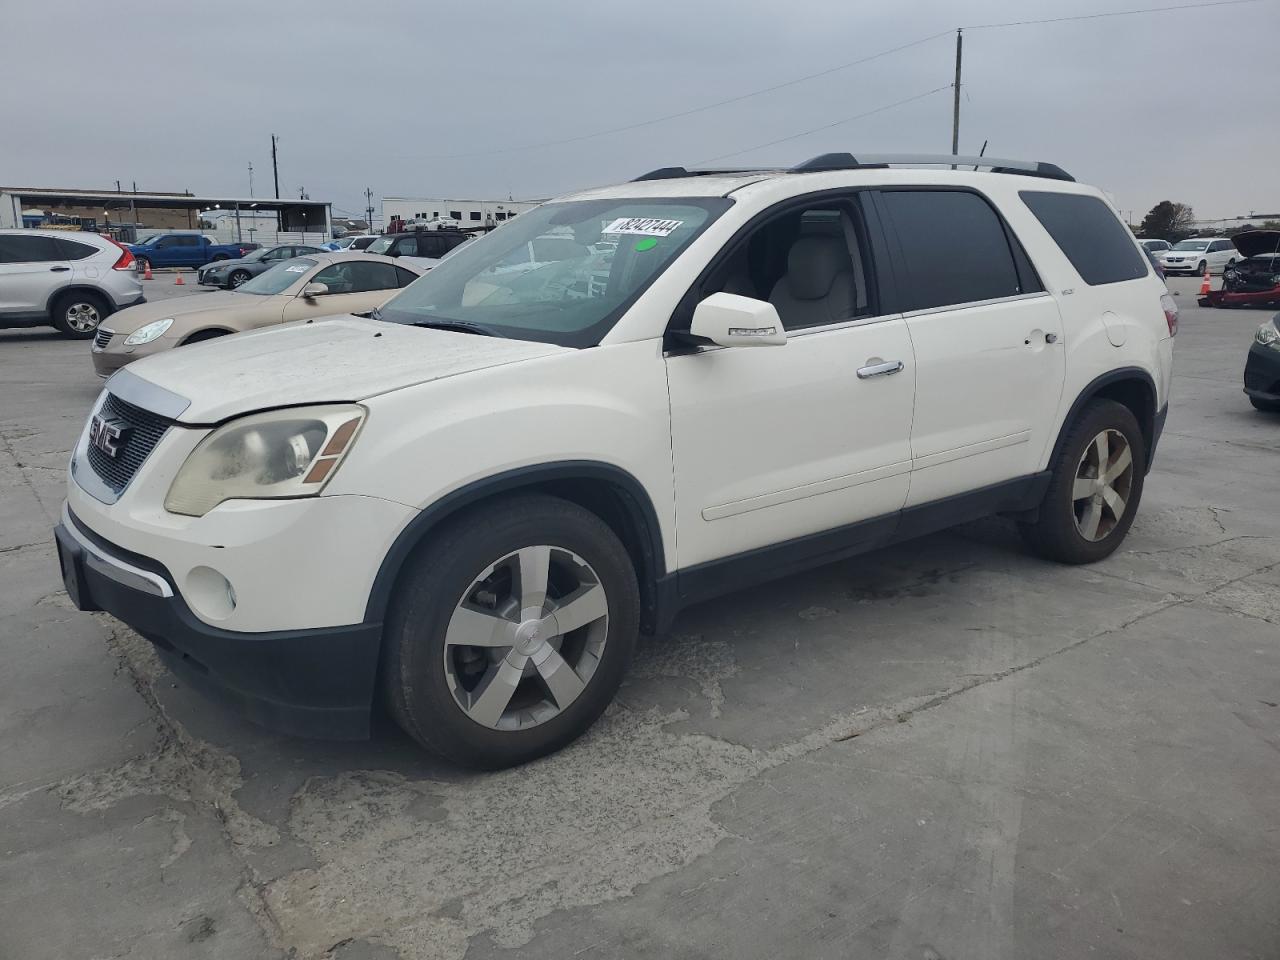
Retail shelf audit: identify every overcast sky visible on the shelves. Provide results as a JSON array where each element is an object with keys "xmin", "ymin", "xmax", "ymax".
[{"xmin": 2, "ymin": 0, "xmax": 1277, "ymax": 224}]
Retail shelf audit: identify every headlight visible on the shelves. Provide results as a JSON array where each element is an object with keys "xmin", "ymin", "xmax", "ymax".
[
  {"xmin": 164, "ymin": 404, "xmax": 366, "ymax": 516},
  {"xmin": 124, "ymin": 318, "xmax": 174, "ymax": 345},
  {"xmin": 1256, "ymin": 320, "xmax": 1280, "ymax": 348}
]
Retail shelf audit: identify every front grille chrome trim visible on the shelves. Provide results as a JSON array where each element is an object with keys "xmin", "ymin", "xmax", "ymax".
[{"xmin": 62, "ymin": 502, "xmax": 173, "ymax": 598}]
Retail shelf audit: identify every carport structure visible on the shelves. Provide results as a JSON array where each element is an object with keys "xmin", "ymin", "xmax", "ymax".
[{"xmin": 0, "ymin": 186, "xmax": 331, "ymax": 242}]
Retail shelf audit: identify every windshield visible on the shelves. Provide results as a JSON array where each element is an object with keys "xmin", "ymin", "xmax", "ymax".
[
  {"xmin": 366, "ymin": 235, "xmax": 394, "ymax": 255},
  {"xmin": 135, "ymin": 234, "xmax": 161, "ymax": 245},
  {"xmin": 377, "ymin": 198, "xmax": 729, "ymax": 346},
  {"xmin": 238, "ymin": 258, "xmax": 316, "ymax": 295},
  {"xmin": 241, "ymin": 248, "xmax": 271, "ymax": 262},
  {"xmin": 1172, "ymin": 240, "xmax": 1209, "ymax": 251}
]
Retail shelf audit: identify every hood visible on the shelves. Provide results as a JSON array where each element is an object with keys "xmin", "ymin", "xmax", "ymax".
[
  {"xmin": 113, "ymin": 315, "xmax": 569, "ymax": 423},
  {"xmin": 104, "ymin": 291, "xmax": 261, "ymax": 334},
  {"xmin": 1231, "ymin": 231, "xmax": 1280, "ymax": 260},
  {"xmin": 1161, "ymin": 247, "xmax": 1206, "ymax": 258}
]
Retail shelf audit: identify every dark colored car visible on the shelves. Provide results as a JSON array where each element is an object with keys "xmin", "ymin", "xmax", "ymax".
[
  {"xmin": 1200, "ymin": 231, "xmax": 1280, "ymax": 308},
  {"xmin": 197, "ymin": 244, "xmax": 327, "ymax": 288},
  {"xmin": 365, "ymin": 229, "xmax": 472, "ymax": 266},
  {"xmin": 1245, "ymin": 313, "xmax": 1280, "ymax": 412}
]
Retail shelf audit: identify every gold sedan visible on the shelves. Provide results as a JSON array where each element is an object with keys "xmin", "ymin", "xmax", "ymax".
[{"xmin": 91, "ymin": 252, "xmax": 425, "ymax": 377}]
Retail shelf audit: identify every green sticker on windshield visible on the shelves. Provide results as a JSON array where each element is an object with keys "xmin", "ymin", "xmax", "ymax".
[{"xmin": 634, "ymin": 237, "xmax": 658, "ymax": 252}]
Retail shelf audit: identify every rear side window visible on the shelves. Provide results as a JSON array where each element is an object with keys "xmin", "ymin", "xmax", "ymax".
[
  {"xmin": 0, "ymin": 234, "xmax": 63, "ymax": 263},
  {"xmin": 1021, "ymin": 191, "xmax": 1148, "ymax": 285},
  {"xmin": 58, "ymin": 238, "xmax": 100, "ymax": 260},
  {"xmin": 880, "ymin": 190, "xmax": 1025, "ymax": 311}
]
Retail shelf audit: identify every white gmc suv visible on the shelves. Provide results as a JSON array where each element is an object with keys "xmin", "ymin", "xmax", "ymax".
[{"xmin": 55, "ymin": 154, "xmax": 1176, "ymax": 768}]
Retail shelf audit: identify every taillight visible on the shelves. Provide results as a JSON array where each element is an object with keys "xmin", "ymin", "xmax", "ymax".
[
  {"xmin": 106, "ymin": 237, "xmax": 135, "ymax": 271},
  {"xmin": 1160, "ymin": 292, "xmax": 1178, "ymax": 337}
]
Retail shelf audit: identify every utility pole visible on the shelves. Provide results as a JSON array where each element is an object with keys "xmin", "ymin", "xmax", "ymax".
[
  {"xmin": 271, "ymin": 135, "xmax": 280, "ymax": 199},
  {"xmin": 951, "ymin": 28, "xmax": 963, "ymax": 160},
  {"xmin": 248, "ymin": 162, "xmax": 254, "ymax": 198},
  {"xmin": 365, "ymin": 186, "xmax": 375, "ymax": 232}
]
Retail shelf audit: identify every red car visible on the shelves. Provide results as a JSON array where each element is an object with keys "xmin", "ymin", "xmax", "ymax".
[{"xmin": 1199, "ymin": 230, "xmax": 1280, "ymax": 308}]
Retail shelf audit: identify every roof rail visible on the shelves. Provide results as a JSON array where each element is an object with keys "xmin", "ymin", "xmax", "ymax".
[
  {"xmin": 631, "ymin": 166, "xmax": 777, "ymax": 182},
  {"xmin": 792, "ymin": 153, "xmax": 1074, "ymax": 181}
]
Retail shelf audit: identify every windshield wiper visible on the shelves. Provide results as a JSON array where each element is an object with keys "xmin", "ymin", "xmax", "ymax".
[{"xmin": 406, "ymin": 318, "xmax": 499, "ymax": 337}]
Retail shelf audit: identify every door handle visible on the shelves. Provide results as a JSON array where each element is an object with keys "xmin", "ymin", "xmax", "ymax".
[
  {"xmin": 49, "ymin": 266, "xmax": 71, "ymax": 272},
  {"xmin": 856, "ymin": 360, "xmax": 904, "ymax": 379}
]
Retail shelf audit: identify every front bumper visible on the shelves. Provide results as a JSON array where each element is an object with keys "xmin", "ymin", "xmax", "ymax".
[
  {"xmin": 55, "ymin": 505, "xmax": 383, "ymax": 739},
  {"xmin": 1244, "ymin": 342, "xmax": 1280, "ymax": 401}
]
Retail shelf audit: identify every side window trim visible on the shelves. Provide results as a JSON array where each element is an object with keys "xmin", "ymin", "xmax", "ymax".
[
  {"xmin": 872, "ymin": 185, "xmax": 1042, "ymax": 313},
  {"xmin": 665, "ymin": 187, "xmax": 894, "ymax": 342}
]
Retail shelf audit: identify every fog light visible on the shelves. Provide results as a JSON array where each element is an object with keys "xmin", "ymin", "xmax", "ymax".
[{"xmin": 186, "ymin": 566, "xmax": 237, "ymax": 621}]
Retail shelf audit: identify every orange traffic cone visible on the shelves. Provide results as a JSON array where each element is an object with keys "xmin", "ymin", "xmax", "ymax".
[
  {"xmin": 142, "ymin": 261, "xmax": 153, "ymax": 280},
  {"xmin": 1199, "ymin": 267, "xmax": 1211, "ymax": 296},
  {"xmin": 174, "ymin": 271, "xmax": 185, "ymax": 286}
]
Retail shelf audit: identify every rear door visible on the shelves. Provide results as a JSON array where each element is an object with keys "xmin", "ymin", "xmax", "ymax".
[
  {"xmin": 0, "ymin": 234, "xmax": 69, "ymax": 317},
  {"xmin": 875, "ymin": 188, "xmax": 1065, "ymax": 507}
]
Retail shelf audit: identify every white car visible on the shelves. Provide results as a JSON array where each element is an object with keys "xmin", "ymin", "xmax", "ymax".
[
  {"xmin": 55, "ymin": 153, "xmax": 1175, "ymax": 768},
  {"xmin": 1158, "ymin": 237, "xmax": 1239, "ymax": 275}
]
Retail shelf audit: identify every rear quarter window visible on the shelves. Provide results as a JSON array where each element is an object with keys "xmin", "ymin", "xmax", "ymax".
[{"xmin": 1021, "ymin": 191, "xmax": 1149, "ymax": 286}]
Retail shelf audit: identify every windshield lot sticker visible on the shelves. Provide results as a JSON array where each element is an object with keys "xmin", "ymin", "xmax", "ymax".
[
  {"xmin": 603, "ymin": 217, "xmax": 683, "ymax": 237},
  {"xmin": 634, "ymin": 237, "xmax": 659, "ymax": 252},
  {"xmin": 284, "ymin": 264, "xmax": 309, "ymax": 272}
]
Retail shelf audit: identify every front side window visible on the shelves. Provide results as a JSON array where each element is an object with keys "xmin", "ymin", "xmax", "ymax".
[
  {"xmin": 238, "ymin": 258, "xmax": 317, "ymax": 295},
  {"xmin": 696, "ymin": 201, "xmax": 876, "ymax": 331},
  {"xmin": 311, "ymin": 260, "xmax": 398, "ymax": 293},
  {"xmin": 396, "ymin": 237, "xmax": 419, "ymax": 256},
  {"xmin": 882, "ymin": 190, "xmax": 1023, "ymax": 311},
  {"xmin": 1021, "ymin": 191, "xmax": 1149, "ymax": 286},
  {"xmin": 379, "ymin": 198, "xmax": 728, "ymax": 347}
]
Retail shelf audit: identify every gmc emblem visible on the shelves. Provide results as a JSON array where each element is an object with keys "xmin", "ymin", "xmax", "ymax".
[{"xmin": 89, "ymin": 415, "xmax": 129, "ymax": 458}]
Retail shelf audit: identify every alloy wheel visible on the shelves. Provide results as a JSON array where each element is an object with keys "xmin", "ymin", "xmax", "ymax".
[
  {"xmin": 443, "ymin": 544, "xmax": 609, "ymax": 731},
  {"xmin": 1072, "ymin": 429, "xmax": 1134, "ymax": 542},
  {"xmin": 231, "ymin": 272, "xmax": 248, "ymax": 287},
  {"xmin": 65, "ymin": 302, "xmax": 101, "ymax": 332}
]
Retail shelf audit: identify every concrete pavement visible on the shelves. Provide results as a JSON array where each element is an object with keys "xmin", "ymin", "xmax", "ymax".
[{"xmin": 1, "ymin": 276, "xmax": 1277, "ymax": 959}]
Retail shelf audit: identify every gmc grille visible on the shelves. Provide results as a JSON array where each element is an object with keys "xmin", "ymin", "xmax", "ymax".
[{"xmin": 85, "ymin": 392, "xmax": 174, "ymax": 495}]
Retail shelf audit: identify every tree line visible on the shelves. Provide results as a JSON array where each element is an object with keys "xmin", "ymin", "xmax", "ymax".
[{"xmin": 1134, "ymin": 201, "xmax": 1280, "ymax": 240}]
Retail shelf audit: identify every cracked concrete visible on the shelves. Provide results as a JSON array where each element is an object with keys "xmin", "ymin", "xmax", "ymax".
[{"xmin": 2, "ymin": 276, "xmax": 1278, "ymax": 959}]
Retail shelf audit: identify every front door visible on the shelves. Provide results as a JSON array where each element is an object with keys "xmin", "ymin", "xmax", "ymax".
[
  {"xmin": 280, "ymin": 260, "xmax": 402, "ymax": 324},
  {"xmin": 874, "ymin": 188, "xmax": 1066, "ymax": 507},
  {"xmin": 666, "ymin": 195, "xmax": 916, "ymax": 570}
]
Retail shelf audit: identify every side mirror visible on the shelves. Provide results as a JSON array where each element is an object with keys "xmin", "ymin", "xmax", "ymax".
[
  {"xmin": 690, "ymin": 292, "xmax": 787, "ymax": 348},
  {"xmin": 302, "ymin": 282, "xmax": 329, "ymax": 300}
]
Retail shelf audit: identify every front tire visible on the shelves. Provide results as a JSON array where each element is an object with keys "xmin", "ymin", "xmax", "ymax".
[
  {"xmin": 1198, "ymin": 260, "xmax": 1208, "ymax": 275},
  {"xmin": 383, "ymin": 494, "xmax": 640, "ymax": 769},
  {"xmin": 1021, "ymin": 399, "xmax": 1146, "ymax": 564},
  {"xmin": 51, "ymin": 291, "xmax": 108, "ymax": 339},
  {"xmin": 228, "ymin": 269, "xmax": 251, "ymax": 288}
]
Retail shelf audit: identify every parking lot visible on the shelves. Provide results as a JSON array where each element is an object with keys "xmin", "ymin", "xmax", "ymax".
[{"xmin": 1, "ymin": 275, "xmax": 1277, "ymax": 959}]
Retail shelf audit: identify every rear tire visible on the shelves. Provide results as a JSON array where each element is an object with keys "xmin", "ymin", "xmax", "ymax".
[
  {"xmin": 51, "ymin": 291, "xmax": 108, "ymax": 339},
  {"xmin": 1020, "ymin": 399, "xmax": 1146, "ymax": 564},
  {"xmin": 1250, "ymin": 396, "xmax": 1280, "ymax": 413},
  {"xmin": 135, "ymin": 256, "xmax": 151, "ymax": 274},
  {"xmin": 383, "ymin": 494, "xmax": 640, "ymax": 769}
]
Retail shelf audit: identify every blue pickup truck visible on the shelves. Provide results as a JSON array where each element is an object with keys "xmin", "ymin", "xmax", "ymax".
[{"xmin": 127, "ymin": 233, "xmax": 255, "ymax": 271}]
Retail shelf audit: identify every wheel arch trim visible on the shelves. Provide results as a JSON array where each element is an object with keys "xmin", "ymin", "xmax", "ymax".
[
  {"xmin": 1049, "ymin": 366, "xmax": 1160, "ymax": 472},
  {"xmin": 45, "ymin": 284, "xmax": 112, "ymax": 316},
  {"xmin": 363, "ymin": 460, "xmax": 668, "ymax": 627}
]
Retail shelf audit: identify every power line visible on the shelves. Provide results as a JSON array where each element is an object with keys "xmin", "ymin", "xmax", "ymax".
[
  {"xmin": 395, "ymin": 29, "xmax": 955, "ymax": 161},
  {"xmin": 964, "ymin": 0, "xmax": 1260, "ymax": 30},
  {"xmin": 396, "ymin": 0, "xmax": 1263, "ymax": 164},
  {"xmin": 695, "ymin": 86, "xmax": 954, "ymax": 165}
]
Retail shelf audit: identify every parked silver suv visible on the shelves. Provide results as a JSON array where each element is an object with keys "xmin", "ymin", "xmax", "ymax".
[{"xmin": 0, "ymin": 230, "xmax": 145, "ymax": 338}]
